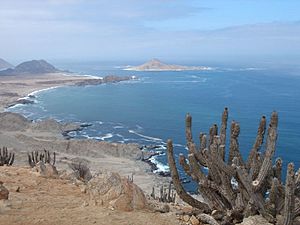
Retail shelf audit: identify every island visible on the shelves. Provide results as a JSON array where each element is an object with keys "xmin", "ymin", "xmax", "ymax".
[{"xmin": 124, "ymin": 58, "xmax": 213, "ymax": 71}]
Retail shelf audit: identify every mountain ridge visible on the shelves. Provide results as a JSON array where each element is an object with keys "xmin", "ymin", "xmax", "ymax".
[
  {"xmin": 0, "ymin": 58, "xmax": 13, "ymax": 70},
  {"xmin": 0, "ymin": 59, "xmax": 59, "ymax": 75}
]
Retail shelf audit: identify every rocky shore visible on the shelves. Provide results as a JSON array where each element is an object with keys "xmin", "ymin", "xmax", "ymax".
[
  {"xmin": 0, "ymin": 67, "xmax": 193, "ymax": 224},
  {"xmin": 0, "ymin": 111, "xmax": 171, "ymax": 194},
  {"xmin": 2, "ymin": 73, "xmax": 135, "ymax": 109}
]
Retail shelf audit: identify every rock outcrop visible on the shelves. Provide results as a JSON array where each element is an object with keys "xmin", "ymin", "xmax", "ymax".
[
  {"xmin": 75, "ymin": 75, "xmax": 133, "ymax": 86},
  {"xmin": 0, "ymin": 181, "xmax": 9, "ymax": 200},
  {"xmin": 0, "ymin": 112, "xmax": 82, "ymax": 136},
  {"xmin": 87, "ymin": 171, "xmax": 146, "ymax": 211},
  {"xmin": 67, "ymin": 140, "xmax": 142, "ymax": 159},
  {"xmin": 34, "ymin": 161, "xmax": 58, "ymax": 178}
]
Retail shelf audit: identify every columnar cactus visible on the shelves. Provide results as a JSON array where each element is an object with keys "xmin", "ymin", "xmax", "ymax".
[
  {"xmin": 283, "ymin": 163, "xmax": 295, "ymax": 225},
  {"xmin": 28, "ymin": 149, "xmax": 56, "ymax": 168},
  {"xmin": 0, "ymin": 147, "xmax": 14, "ymax": 166},
  {"xmin": 167, "ymin": 108, "xmax": 299, "ymax": 224}
]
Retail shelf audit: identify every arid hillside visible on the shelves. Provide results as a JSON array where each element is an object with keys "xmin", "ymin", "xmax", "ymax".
[{"xmin": 0, "ymin": 166, "xmax": 180, "ymax": 225}]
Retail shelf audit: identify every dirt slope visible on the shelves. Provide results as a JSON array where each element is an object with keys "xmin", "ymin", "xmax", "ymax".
[{"xmin": 0, "ymin": 166, "xmax": 179, "ymax": 225}]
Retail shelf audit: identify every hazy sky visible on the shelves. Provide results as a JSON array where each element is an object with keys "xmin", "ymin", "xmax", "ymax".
[{"xmin": 1, "ymin": 0, "xmax": 300, "ymax": 63}]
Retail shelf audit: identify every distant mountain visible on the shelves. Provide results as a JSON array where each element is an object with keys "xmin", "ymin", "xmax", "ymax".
[
  {"xmin": 124, "ymin": 59, "xmax": 212, "ymax": 71},
  {"xmin": 0, "ymin": 60, "xmax": 59, "ymax": 75},
  {"xmin": 0, "ymin": 58, "xmax": 13, "ymax": 70}
]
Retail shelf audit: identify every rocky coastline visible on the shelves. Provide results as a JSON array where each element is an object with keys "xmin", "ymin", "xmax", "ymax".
[
  {"xmin": 0, "ymin": 70, "xmax": 173, "ymax": 184},
  {"xmin": 5, "ymin": 74, "xmax": 136, "ymax": 109}
]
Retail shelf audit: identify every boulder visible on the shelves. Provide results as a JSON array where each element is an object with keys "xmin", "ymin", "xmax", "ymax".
[
  {"xmin": 34, "ymin": 161, "xmax": 58, "ymax": 178},
  {"xmin": 212, "ymin": 210, "xmax": 225, "ymax": 220},
  {"xmin": 87, "ymin": 171, "xmax": 146, "ymax": 211},
  {"xmin": 152, "ymin": 203, "xmax": 170, "ymax": 213},
  {"xmin": 190, "ymin": 215, "xmax": 200, "ymax": 225},
  {"xmin": 236, "ymin": 215, "xmax": 273, "ymax": 225},
  {"xmin": 183, "ymin": 215, "xmax": 190, "ymax": 222},
  {"xmin": 0, "ymin": 181, "xmax": 9, "ymax": 200}
]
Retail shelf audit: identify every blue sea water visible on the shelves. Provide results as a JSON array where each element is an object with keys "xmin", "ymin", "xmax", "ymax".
[{"xmin": 8, "ymin": 62, "xmax": 300, "ymax": 192}]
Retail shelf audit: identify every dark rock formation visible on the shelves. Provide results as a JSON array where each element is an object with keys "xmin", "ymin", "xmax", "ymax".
[
  {"xmin": 75, "ymin": 75, "xmax": 133, "ymax": 86},
  {"xmin": 7, "ymin": 98, "xmax": 34, "ymax": 108}
]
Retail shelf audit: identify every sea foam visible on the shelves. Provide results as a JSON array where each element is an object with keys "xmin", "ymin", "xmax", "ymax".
[{"xmin": 128, "ymin": 130, "xmax": 162, "ymax": 142}]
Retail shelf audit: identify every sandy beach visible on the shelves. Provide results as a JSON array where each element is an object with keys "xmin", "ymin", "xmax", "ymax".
[{"xmin": 0, "ymin": 72, "xmax": 100, "ymax": 111}]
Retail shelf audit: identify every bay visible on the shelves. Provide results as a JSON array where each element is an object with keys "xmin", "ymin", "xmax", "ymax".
[{"xmin": 8, "ymin": 62, "xmax": 300, "ymax": 192}]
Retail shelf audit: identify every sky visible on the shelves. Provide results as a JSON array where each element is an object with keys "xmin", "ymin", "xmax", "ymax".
[{"xmin": 0, "ymin": 0, "xmax": 300, "ymax": 63}]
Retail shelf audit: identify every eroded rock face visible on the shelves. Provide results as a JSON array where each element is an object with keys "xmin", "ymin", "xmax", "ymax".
[
  {"xmin": 87, "ymin": 172, "xmax": 146, "ymax": 211},
  {"xmin": 0, "ymin": 181, "xmax": 9, "ymax": 200}
]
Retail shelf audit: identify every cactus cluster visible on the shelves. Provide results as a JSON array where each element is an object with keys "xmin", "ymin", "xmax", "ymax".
[
  {"xmin": 0, "ymin": 147, "xmax": 14, "ymax": 166},
  {"xmin": 27, "ymin": 150, "xmax": 56, "ymax": 168},
  {"xmin": 167, "ymin": 108, "xmax": 300, "ymax": 224},
  {"xmin": 151, "ymin": 182, "xmax": 176, "ymax": 203}
]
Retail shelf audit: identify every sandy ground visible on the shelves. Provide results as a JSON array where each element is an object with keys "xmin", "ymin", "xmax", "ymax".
[{"xmin": 0, "ymin": 166, "xmax": 179, "ymax": 225}]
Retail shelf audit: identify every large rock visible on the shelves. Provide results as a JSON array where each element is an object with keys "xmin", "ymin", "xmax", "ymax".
[
  {"xmin": 34, "ymin": 161, "xmax": 58, "ymax": 178},
  {"xmin": 87, "ymin": 171, "xmax": 146, "ymax": 211},
  {"xmin": 0, "ymin": 181, "xmax": 9, "ymax": 200},
  {"xmin": 236, "ymin": 215, "xmax": 273, "ymax": 225}
]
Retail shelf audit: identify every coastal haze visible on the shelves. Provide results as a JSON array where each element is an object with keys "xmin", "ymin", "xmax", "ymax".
[{"xmin": 0, "ymin": 1, "xmax": 300, "ymax": 225}]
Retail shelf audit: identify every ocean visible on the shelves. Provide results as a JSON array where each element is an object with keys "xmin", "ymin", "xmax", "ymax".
[{"xmin": 8, "ymin": 61, "xmax": 300, "ymax": 192}]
